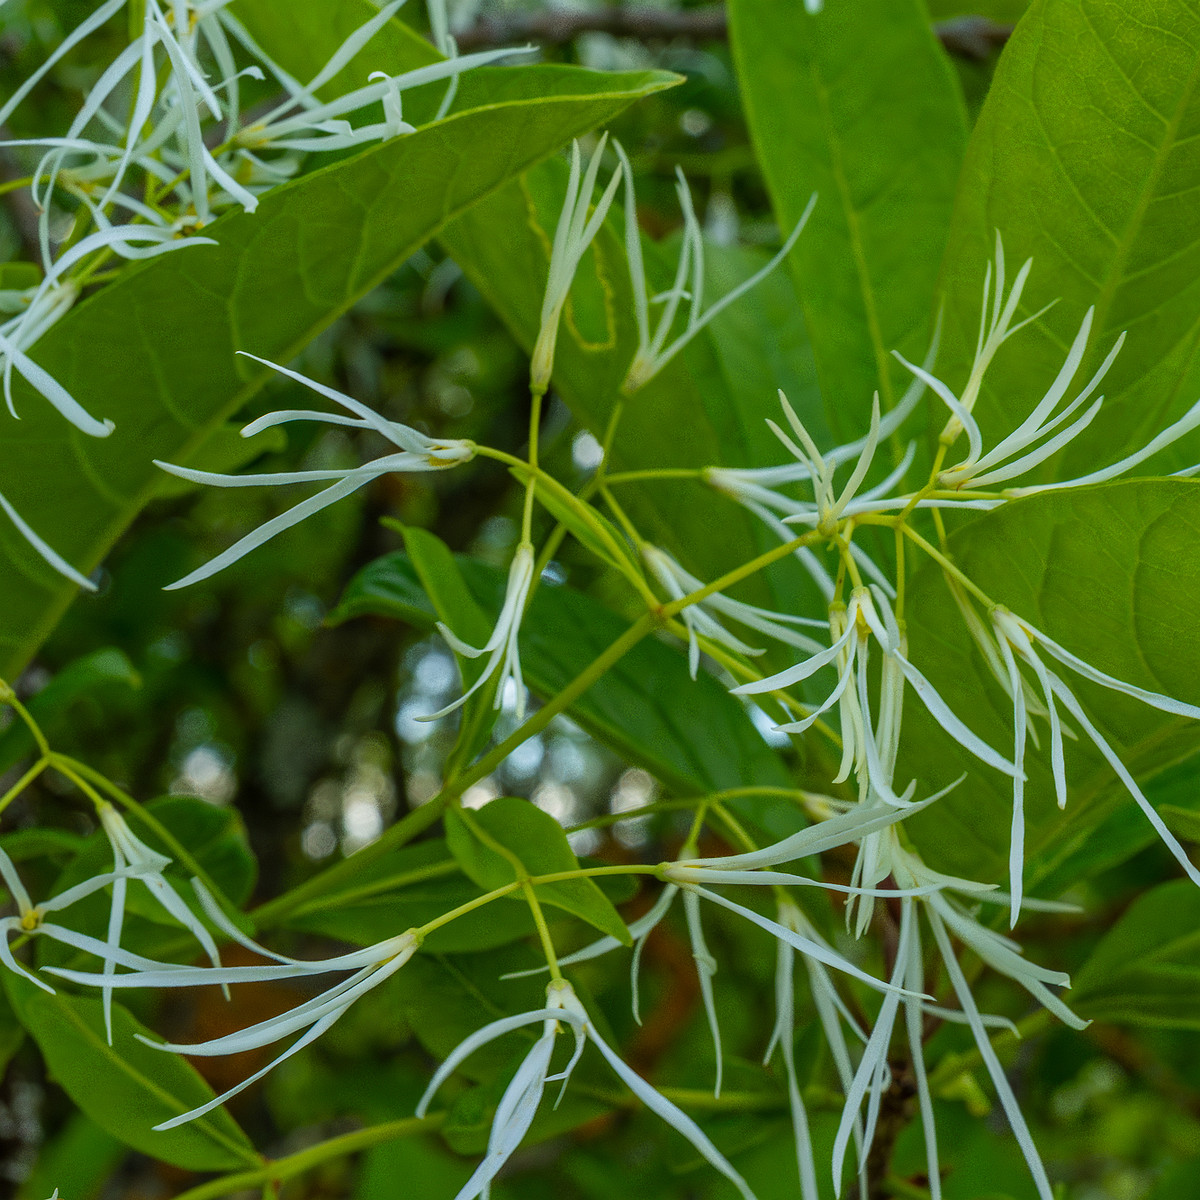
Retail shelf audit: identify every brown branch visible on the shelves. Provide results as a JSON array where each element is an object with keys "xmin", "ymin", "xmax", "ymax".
[{"xmin": 454, "ymin": 9, "xmax": 1013, "ymax": 61}]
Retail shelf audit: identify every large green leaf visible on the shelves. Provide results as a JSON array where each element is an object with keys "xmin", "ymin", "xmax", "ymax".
[
  {"xmin": 330, "ymin": 551, "xmax": 794, "ymax": 803},
  {"xmin": 900, "ymin": 479, "xmax": 1200, "ymax": 888},
  {"xmin": 0, "ymin": 64, "xmax": 677, "ymax": 679},
  {"xmin": 935, "ymin": 0, "xmax": 1200, "ymax": 479},
  {"xmin": 728, "ymin": 0, "xmax": 967, "ymax": 441},
  {"xmin": 446, "ymin": 796, "xmax": 630, "ymax": 944},
  {"xmin": 1073, "ymin": 881, "xmax": 1200, "ymax": 1028},
  {"xmin": 5, "ymin": 975, "xmax": 256, "ymax": 1171}
]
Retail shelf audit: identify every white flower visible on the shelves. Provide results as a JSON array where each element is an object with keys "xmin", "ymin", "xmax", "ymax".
[
  {"xmin": 233, "ymin": 47, "xmax": 523, "ymax": 155},
  {"xmin": 732, "ymin": 588, "xmax": 1017, "ymax": 804},
  {"xmin": 50, "ymin": 883, "xmax": 422, "ymax": 1129},
  {"xmin": 641, "ymin": 543, "xmax": 825, "ymax": 679},
  {"xmin": 96, "ymin": 803, "xmax": 224, "ymax": 1042},
  {"xmin": 416, "ymin": 980, "xmax": 583, "ymax": 1200},
  {"xmin": 530, "ymin": 136, "xmax": 624, "ymax": 392},
  {"xmin": 0, "ymin": 490, "xmax": 97, "ymax": 592},
  {"xmin": 893, "ymin": 233, "xmax": 1200, "ymax": 496},
  {"xmin": 430, "ymin": 541, "xmax": 536, "ymax": 721},
  {"xmin": 659, "ymin": 869, "xmax": 927, "ymax": 1005},
  {"xmin": 613, "ymin": 141, "xmax": 814, "ymax": 394},
  {"xmin": 418, "ymin": 979, "xmax": 758, "ymax": 1200},
  {"xmin": 704, "ymin": 316, "xmax": 941, "ymax": 527},
  {"xmin": 157, "ymin": 352, "xmax": 475, "ymax": 589},
  {"xmin": 764, "ymin": 901, "xmax": 821, "ymax": 1200},
  {"xmin": 990, "ymin": 606, "xmax": 1200, "ymax": 897},
  {"xmin": 923, "ymin": 901, "xmax": 1055, "ymax": 1200},
  {"xmin": 0, "ymin": 846, "xmax": 149, "ymax": 993}
]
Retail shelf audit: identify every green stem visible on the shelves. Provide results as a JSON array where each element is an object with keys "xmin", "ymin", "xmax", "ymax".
[
  {"xmin": 251, "ymin": 793, "xmax": 450, "ymax": 928},
  {"xmin": 171, "ymin": 1113, "xmax": 446, "ymax": 1200},
  {"xmin": 476, "ymin": 445, "xmax": 653, "ymax": 604},
  {"xmin": 5, "ymin": 693, "xmax": 50, "ymax": 757},
  {"xmin": 900, "ymin": 524, "xmax": 994, "ymax": 608},
  {"xmin": 0, "ymin": 759, "xmax": 47, "ymax": 817},
  {"xmin": 603, "ymin": 467, "xmax": 705, "ymax": 485}
]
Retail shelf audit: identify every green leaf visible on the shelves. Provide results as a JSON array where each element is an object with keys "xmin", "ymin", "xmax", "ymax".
[
  {"xmin": 398, "ymin": 523, "xmax": 493, "ymax": 649},
  {"xmin": 728, "ymin": 0, "xmax": 967, "ymax": 440},
  {"xmin": 5, "ymin": 974, "xmax": 257, "ymax": 1170},
  {"xmin": 1073, "ymin": 880, "xmax": 1200, "ymax": 1028},
  {"xmin": 0, "ymin": 64, "xmax": 679, "ymax": 679},
  {"xmin": 507, "ymin": 464, "xmax": 639, "ymax": 576},
  {"xmin": 0, "ymin": 648, "xmax": 139, "ymax": 774},
  {"xmin": 392, "ymin": 520, "xmax": 505, "ymax": 767},
  {"xmin": 901, "ymin": 479, "xmax": 1200, "ymax": 888},
  {"xmin": 446, "ymin": 796, "xmax": 631, "ymax": 945},
  {"xmin": 935, "ymin": 0, "xmax": 1200, "ymax": 481},
  {"xmin": 0, "ymin": 827, "xmax": 86, "ymax": 863},
  {"xmin": 1160, "ymin": 803, "xmax": 1200, "ymax": 845},
  {"xmin": 330, "ymin": 552, "xmax": 794, "ymax": 803}
]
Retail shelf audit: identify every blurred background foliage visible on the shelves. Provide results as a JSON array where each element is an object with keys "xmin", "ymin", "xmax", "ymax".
[{"xmin": 4, "ymin": 2, "xmax": 1200, "ymax": 1199}]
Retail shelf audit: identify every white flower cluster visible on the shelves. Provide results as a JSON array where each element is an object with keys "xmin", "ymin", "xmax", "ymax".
[
  {"xmin": 2, "ymin": 26, "xmax": 1198, "ymax": 1193},
  {"xmin": 0, "ymin": 0, "xmax": 520, "ymax": 587}
]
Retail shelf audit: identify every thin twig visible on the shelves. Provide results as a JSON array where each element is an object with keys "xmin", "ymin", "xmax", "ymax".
[{"xmin": 454, "ymin": 9, "xmax": 1014, "ymax": 61}]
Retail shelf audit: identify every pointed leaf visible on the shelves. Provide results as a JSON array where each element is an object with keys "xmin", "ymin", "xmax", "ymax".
[
  {"xmin": 5, "ymin": 974, "xmax": 257, "ymax": 1170},
  {"xmin": 446, "ymin": 796, "xmax": 631, "ymax": 945},
  {"xmin": 729, "ymin": 0, "xmax": 967, "ymax": 440}
]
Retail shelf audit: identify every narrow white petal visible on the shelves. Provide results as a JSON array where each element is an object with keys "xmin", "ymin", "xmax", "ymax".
[
  {"xmin": 416, "ymin": 1008, "xmax": 570, "ymax": 1117},
  {"xmin": 732, "ymin": 622, "xmax": 856, "ymax": 696},
  {"xmin": 586, "ymin": 1025, "xmax": 758, "ymax": 1200},
  {"xmin": 996, "ymin": 635, "xmax": 1028, "ymax": 925},
  {"xmin": 154, "ymin": 1008, "xmax": 344, "ymax": 1130},
  {"xmin": 892, "ymin": 352, "xmax": 983, "ymax": 464},
  {"xmin": 1049, "ymin": 674, "xmax": 1200, "ymax": 887},
  {"xmin": 683, "ymin": 890, "xmax": 723, "ymax": 1097},
  {"xmin": 894, "ymin": 650, "xmax": 1020, "ymax": 776},
  {"xmin": 927, "ymin": 908, "xmax": 1054, "ymax": 1200},
  {"xmin": 0, "ymin": 848, "xmax": 33, "ymax": 913},
  {"xmin": 692, "ymin": 793, "xmax": 943, "ymax": 871},
  {"xmin": 1010, "ymin": 397, "xmax": 1200, "ymax": 495},
  {"xmin": 690, "ymin": 887, "xmax": 924, "ymax": 999},
  {"xmin": 903, "ymin": 918, "xmax": 941, "ymax": 1200},
  {"xmin": 164, "ymin": 473, "xmax": 375, "ymax": 590},
  {"xmin": 0, "ymin": 491, "xmax": 96, "ymax": 591},
  {"xmin": 0, "ymin": 329, "xmax": 113, "ymax": 438},
  {"xmin": 1029, "ymin": 618, "xmax": 1200, "ymax": 720}
]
